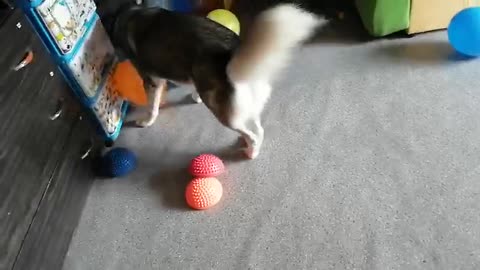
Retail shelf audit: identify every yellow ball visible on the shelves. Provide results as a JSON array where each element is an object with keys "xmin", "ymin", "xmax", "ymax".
[{"xmin": 207, "ymin": 9, "xmax": 240, "ymax": 35}]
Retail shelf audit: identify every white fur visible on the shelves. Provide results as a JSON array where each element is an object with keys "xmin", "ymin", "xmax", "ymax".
[
  {"xmin": 136, "ymin": 78, "xmax": 167, "ymax": 127},
  {"xmin": 227, "ymin": 4, "xmax": 321, "ymax": 83},
  {"xmin": 227, "ymin": 4, "xmax": 321, "ymax": 159},
  {"xmin": 191, "ymin": 91, "xmax": 203, "ymax": 104}
]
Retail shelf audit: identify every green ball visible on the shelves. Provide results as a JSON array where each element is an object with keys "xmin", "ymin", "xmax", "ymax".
[{"xmin": 207, "ymin": 9, "xmax": 240, "ymax": 35}]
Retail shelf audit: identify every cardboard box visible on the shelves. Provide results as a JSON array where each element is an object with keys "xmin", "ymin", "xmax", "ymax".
[{"xmin": 408, "ymin": 0, "xmax": 480, "ymax": 34}]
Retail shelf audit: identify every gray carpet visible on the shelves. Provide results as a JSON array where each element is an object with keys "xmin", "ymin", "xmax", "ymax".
[{"xmin": 64, "ymin": 32, "xmax": 480, "ymax": 270}]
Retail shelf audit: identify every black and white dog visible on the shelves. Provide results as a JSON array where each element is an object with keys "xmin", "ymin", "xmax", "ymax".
[{"xmin": 106, "ymin": 3, "xmax": 321, "ymax": 159}]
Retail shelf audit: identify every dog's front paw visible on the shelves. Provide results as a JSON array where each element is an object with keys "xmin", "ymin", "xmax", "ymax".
[
  {"xmin": 244, "ymin": 146, "xmax": 260, "ymax": 160},
  {"xmin": 136, "ymin": 113, "xmax": 158, "ymax": 127}
]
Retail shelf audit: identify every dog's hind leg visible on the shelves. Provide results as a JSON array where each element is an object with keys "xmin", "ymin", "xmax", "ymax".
[
  {"xmin": 230, "ymin": 116, "xmax": 264, "ymax": 159},
  {"xmin": 191, "ymin": 60, "xmax": 265, "ymax": 159},
  {"xmin": 228, "ymin": 82, "xmax": 270, "ymax": 159},
  {"xmin": 136, "ymin": 76, "xmax": 167, "ymax": 127}
]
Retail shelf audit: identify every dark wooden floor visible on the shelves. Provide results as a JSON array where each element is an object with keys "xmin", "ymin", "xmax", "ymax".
[
  {"xmin": 12, "ymin": 120, "xmax": 96, "ymax": 270},
  {"xmin": 0, "ymin": 9, "xmax": 97, "ymax": 270}
]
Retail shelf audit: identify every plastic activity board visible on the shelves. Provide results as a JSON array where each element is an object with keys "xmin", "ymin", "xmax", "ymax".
[{"xmin": 19, "ymin": 0, "xmax": 128, "ymax": 143}]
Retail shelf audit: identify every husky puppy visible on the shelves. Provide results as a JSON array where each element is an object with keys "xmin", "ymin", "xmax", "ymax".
[{"xmin": 108, "ymin": 3, "xmax": 321, "ymax": 159}]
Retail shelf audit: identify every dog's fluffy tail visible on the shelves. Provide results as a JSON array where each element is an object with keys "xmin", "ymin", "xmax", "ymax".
[{"xmin": 227, "ymin": 4, "xmax": 321, "ymax": 83}]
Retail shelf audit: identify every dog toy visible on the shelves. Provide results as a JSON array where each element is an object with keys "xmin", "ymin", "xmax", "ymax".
[
  {"xmin": 448, "ymin": 7, "xmax": 480, "ymax": 57},
  {"xmin": 207, "ymin": 9, "xmax": 240, "ymax": 35},
  {"xmin": 185, "ymin": 177, "xmax": 223, "ymax": 210},
  {"xmin": 111, "ymin": 60, "xmax": 148, "ymax": 106},
  {"xmin": 189, "ymin": 154, "xmax": 225, "ymax": 177},
  {"xmin": 101, "ymin": 147, "xmax": 137, "ymax": 177}
]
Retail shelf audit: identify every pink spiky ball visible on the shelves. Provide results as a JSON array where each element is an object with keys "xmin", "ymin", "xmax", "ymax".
[{"xmin": 189, "ymin": 154, "xmax": 225, "ymax": 177}]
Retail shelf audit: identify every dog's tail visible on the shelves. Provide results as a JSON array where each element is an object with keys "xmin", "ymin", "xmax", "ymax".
[{"xmin": 227, "ymin": 4, "xmax": 321, "ymax": 83}]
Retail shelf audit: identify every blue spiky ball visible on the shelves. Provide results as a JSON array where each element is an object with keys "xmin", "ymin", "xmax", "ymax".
[{"xmin": 101, "ymin": 147, "xmax": 137, "ymax": 177}]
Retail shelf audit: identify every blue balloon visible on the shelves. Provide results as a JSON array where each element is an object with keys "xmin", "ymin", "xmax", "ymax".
[
  {"xmin": 448, "ymin": 7, "xmax": 480, "ymax": 57},
  {"xmin": 101, "ymin": 147, "xmax": 137, "ymax": 178}
]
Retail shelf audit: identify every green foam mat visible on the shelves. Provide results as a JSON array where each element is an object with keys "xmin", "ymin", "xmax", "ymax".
[{"xmin": 356, "ymin": 0, "xmax": 411, "ymax": 37}]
